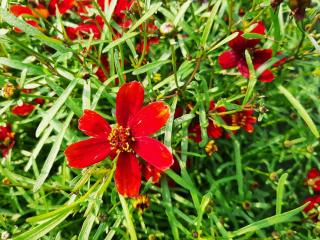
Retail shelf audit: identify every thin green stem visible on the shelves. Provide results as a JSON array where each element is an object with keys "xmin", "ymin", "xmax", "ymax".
[{"xmin": 119, "ymin": 194, "xmax": 138, "ymax": 240}]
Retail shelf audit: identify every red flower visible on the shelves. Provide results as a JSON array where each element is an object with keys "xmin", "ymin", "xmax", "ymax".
[
  {"xmin": 142, "ymin": 163, "xmax": 162, "ymax": 184},
  {"xmin": 10, "ymin": 4, "xmax": 49, "ymax": 32},
  {"xmin": 225, "ymin": 106, "xmax": 257, "ymax": 134},
  {"xmin": 189, "ymin": 101, "xmax": 226, "ymax": 143},
  {"xmin": 10, "ymin": 5, "xmax": 33, "ymax": 16},
  {"xmin": 305, "ymin": 168, "xmax": 320, "ymax": 192},
  {"xmin": 303, "ymin": 196, "xmax": 320, "ymax": 221},
  {"xmin": 218, "ymin": 22, "xmax": 276, "ymax": 82},
  {"xmin": 136, "ymin": 23, "xmax": 160, "ymax": 54},
  {"xmin": 33, "ymin": 98, "xmax": 45, "ymax": 105},
  {"xmin": 207, "ymin": 101, "xmax": 226, "ymax": 139},
  {"xmin": 48, "ymin": 0, "xmax": 74, "ymax": 15},
  {"xmin": 11, "ymin": 103, "xmax": 35, "ymax": 116},
  {"xmin": 0, "ymin": 124, "xmax": 15, "ymax": 157},
  {"xmin": 66, "ymin": 19, "xmax": 104, "ymax": 40},
  {"xmin": 65, "ymin": 81, "xmax": 173, "ymax": 197}
]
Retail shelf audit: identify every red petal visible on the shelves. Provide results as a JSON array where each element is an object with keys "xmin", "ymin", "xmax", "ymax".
[
  {"xmin": 246, "ymin": 21, "xmax": 266, "ymax": 48},
  {"xmin": 66, "ymin": 27, "xmax": 78, "ymax": 40},
  {"xmin": 189, "ymin": 122, "xmax": 202, "ymax": 143},
  {"xmin": 257, "ymin": 68, "xmax": 274, "ymax": 82},
  {"xmin": 115, "ymin": 152, "xmax": 141, "ymax": 197},
  {"xmin": 49, "ymin": 0, "xmax": 74, "ymax": 15},
  {"xmin": 237, "ymin": 61, "xmax": 249, "ymax": 78},
  {"xmin": 251, "ymin": 21, "xmax": 266, "ymax": 35},
  {"xmin": 133, "ymin": 136, "xmax": 173, "ymax": 171},
  {"xmin": 65, "ymin": 137, "xmax": 110, "ymax": 168},
  {"xmin": 76, "ymin": 23, "xmax": 102, "ymax": 39},
  {"xmin": 218, "ymin": 50, "xmax": 240, "ymax": 69},
  {"xmin": 113, "ymin": 0, "xmax": 134, "ymax": 16},
  {"xmin": 10, "ymin": 5, "xmax": 32, "ymax": 16},
  {"xmin": 273, "ymin": 52, "xmax": 286, "ymax": 67},
  {"xmin": 11, "ymin": 103, "xmax": 35, "ymax": 116},
  {"xmin": 207, "ymin": 121, "xmax": 223, "ymax": 139},
  {"xmin": 304, "ymin": 196, "xmax": 320, "ymax": 213},
  {"xmin": 129, "ymin": 101, "xmax": 170, "ymax": 137},
  {"xmin": 228, "ymin": 30, "xmax": 247, "ymax": 53},
  {"xmin": 78, "ymin": 110, "xmax": 111, "ymax": 138},
  {"xmin": 308, "ymin": 168, "xmax": 320, "ymax": 179},
  {"xmin": 116, "ymin": 81, "xmax": 144, "ymax": 127},
  {"xmin": 253, "ymin": 49, "xmax": 272, "ymax": 64},
  {"xmin": 142, "ymin": 163, "xmax": 161, "ymax": 184}
]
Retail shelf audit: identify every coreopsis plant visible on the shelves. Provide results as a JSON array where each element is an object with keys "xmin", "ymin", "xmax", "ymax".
[{"xmin": 0, "ymin": 0, "xmax": 319, "ymax": 239}]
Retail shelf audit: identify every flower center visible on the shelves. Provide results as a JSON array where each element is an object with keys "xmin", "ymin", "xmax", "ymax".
[
  {"xmin": 1, "ymin": 83, "xmax": 16, "ymax": 99},
  {"xmin": 108, "ymin": 125, "xmax": 134, "ymax": 153}
]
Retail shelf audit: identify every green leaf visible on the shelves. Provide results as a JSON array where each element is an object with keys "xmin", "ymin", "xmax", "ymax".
[
  {"xmin": 46, "ymin": 79, "xmax": 82, "ymax": 117},
  {"xmin": 102, "ymin": 32, "xmax": 139, "ymax": 53},
  {"xmin": 127, "ymin": 3, "xmax": 162, "ymax": 34},
  {"xmin": 0, "ymin": 8, "xmax": 69, "ymax": 52},
  {"xmin": 233, "ymin": 139, "xmax": 244, "ymax": 200},
  {"xmin": 33, "ymin": 112, "xmax": 74, "ymax": 192},
  {"xmin": 278, "ymin": 85, "xmax": 319, "ymax": 138},
  {"xmin": 132, "ymin": 60, "xmax": 171, "ymax": 75},
  {"xmin": 276, "ymin": 173, "xmax": 288, "ymax": 215},
  {"xmin": 208, "ymin": 32, "xmax": 239, "ymax": 53},
  {"xmin": 164, "ymin": 96, "xmax": 178, "ymax": 152},
  {"xmin": 0, "ymin": 57, "xmax": 44, "ymax": 75},
  {"xmin": 243, "ymin": 50, "xmax": 257, "ymax": 105},
  {"xmin": 15, "ymin": 206, "xmax": 74, "ymax": 240},
  {"xmin": 36, "ymin": 78, "xmax": 78, "ymax": 137},
  {"xmin": 24, "ymin": 125, "xmax": 54, "ymax": 172},
  {"xmin": 82, "ymin": 79, "xmax": 91, "ymax": 111},
  {"xmin": 242, "ymin": 33, "xmax": 265, "ymax": 39},
  {"xmin": 200, "ymin": 0, "xmax": 221, "ymax": 47},
  {"xmin": 230, "ymin": 203, "xmax": 307, "ymax": 237},
  {"xmin": 161, "ymin": 178, "xmax": 180, "ymax": 240},
  {"xmin": 173, "ymin": 0, "xmax": 192, "ymax": 26}
]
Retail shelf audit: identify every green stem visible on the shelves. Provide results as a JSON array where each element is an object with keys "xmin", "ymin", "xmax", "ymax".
[
  {"xmin": 170, "ymin": 42, "xmax": 181, "ymax": 94},
  {"xmin": 119, "ymin": 195, "xmax": 138, "ymax": 240}
]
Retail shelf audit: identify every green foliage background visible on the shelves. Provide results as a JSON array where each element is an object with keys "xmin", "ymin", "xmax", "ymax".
[{"xmin": 0, "ymin": 0, "xmax": 319, "ymax": 239}]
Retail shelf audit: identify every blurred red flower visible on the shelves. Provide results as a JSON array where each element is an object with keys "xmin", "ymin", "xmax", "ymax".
[
  {"xmin": 11, "ymin": 103, "xmax": 35, "ymax": 117},
  {"xmin": 305, "ymin": 168, "xmax": 320, "ymax": 192},
  {"xmin": 0, "ymin": 124, "xmax": 15, "ymax": 157},
  {"xmin": 136, "ymin": 23, "xmax": 160, "ymax": 54},
  {"xmin": 48, "ymin": 0, "xmax": 74, "ymax": 15},
  {"xmin": 304, "ymin": 195, "xmax": 320, "ymax": 221},
  {"xmin": 65, "ymin": 81, "xmax": 173, "ymax": 197},
  {"xmin": 226, "ymin": 106, "xmax": 257, "ymax": 134},
  {"xmin": 10, "ymin": 4, "xmax": 50, "ymax": 32},
  {"xmin": 218, "ymin": 22, "xmax": 279, "ymax": 83}
]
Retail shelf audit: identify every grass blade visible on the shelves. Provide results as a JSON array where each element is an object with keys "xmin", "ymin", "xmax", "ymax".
[{"xmin": 278, "ymin": 85, "xmax": 319, "ymax": 138}]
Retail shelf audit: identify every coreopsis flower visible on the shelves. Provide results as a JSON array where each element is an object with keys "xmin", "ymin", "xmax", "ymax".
[
  {"xmin": 227, "ymin": 106, "xmax": 257, "ymax": 133},
  {"xmin": 304, "ymin": 196, "xmax": 320, "ymax": 221},
  {"xmin": 288, "ymin": 0, "xmax": 311, "ymax": 20},
  {"xmin": 11, "ymin": 103, "xmax": 35, "ymax": 116},
  {"xmin": 136, "ymin": 23, "xmax": 160, "ymax": 54},
  {"xmin": 48, "ymin": 0, "xmax": 75, "ymax": 15},
  {"xmin": 305, "ymin": 168, "xmax": 320, "ymax": 192},
  {"xmin": 218, "ymin": 21, "xmax": 276, "ymax": 82},
  {"xmin": 207, "ymin": 101, "xmax": 226, "ymax": 139},
  {"xmin": 65, "ymin": 81, "xmax": 173, "ymax": 197},
  {"xmin": 1, "ymin": 83, "xmax": 16, "ymax": 99},
  {"xmin": 133, "ymin": 195, "xmax": 150, "ymax": 213},
  {"xmin": 66, "ymin": 16, "xmax": 104, "ymax": 40},
  {"xmin": 189, "ymin": 100, "xmax": 226, "ymax": 143},
  {"xmin": 10, "ymin": 4, "xmax": 49, "ymax": 32},
  {"xmin": 0, "ymin": 124, "xmax": 15, "ymax": 157},
  {"xmin": 142, "ymin": 163, "xmax": 162, "ymax": 184},
  {"xmin": 205, "ymin": 140, "xmax": 218, "ymax": 156}
]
